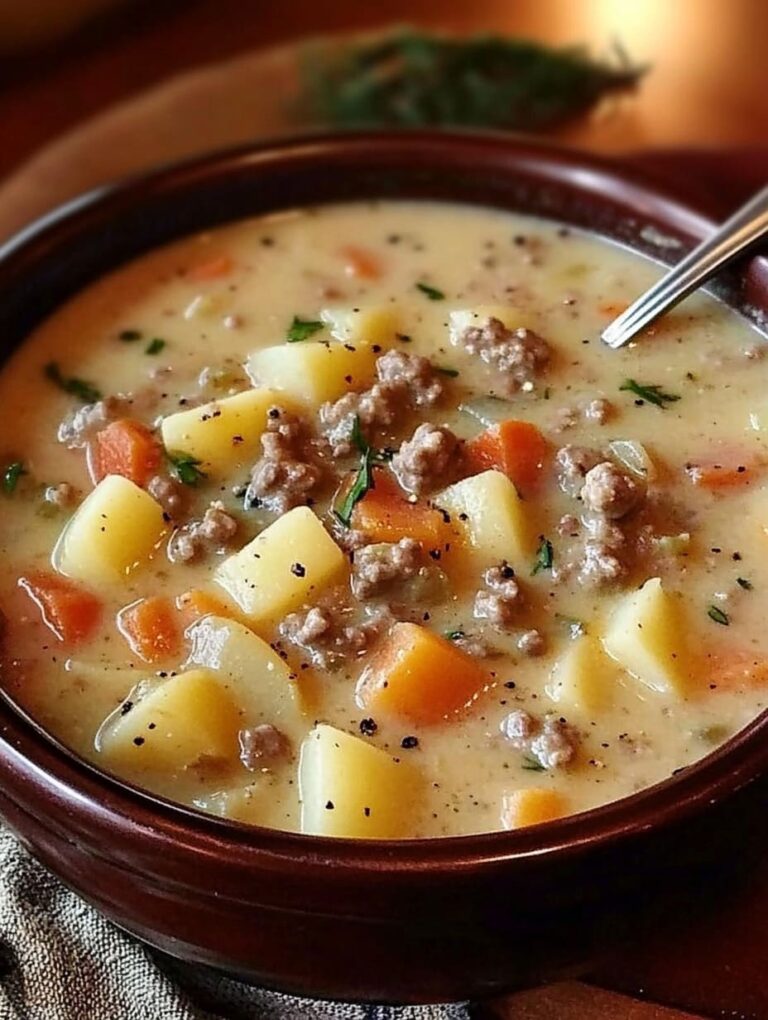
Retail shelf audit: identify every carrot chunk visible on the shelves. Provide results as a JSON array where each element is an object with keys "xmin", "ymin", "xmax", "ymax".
[
  {"xmin": 501, "ymin": 788, "xmax": 565, "ymax": 829},
  {"xmin": 118, "ymin": 596, "xmax": 181, "ymax": 663},
  {"xmin": 685, "ymin": 457, "xmax": 757, "ymax": 490},
  {"xmin": 356, "ymin": 622, "xmax": 489, "ymax": 725},
  {"xmin": 351, "ymin": 470, "xmax": 449, "ymax": 549},
  {"xmin": 598, "ymin": 302, "xmax": 629, "ymax": 318},
  {"xmin": 464, "ymin": 420, "xmax": 550, "ymax": 492},
  {"xmin": 187, "ymin": 254, "xmax": 234, "ymax": 281},
  {"xmin": 19, "ymin": 571, "xmax": 102, "ymax": 645},
  {"xmin": 701, "ymin": 648, "xmax": 768, "ymax": 690},
  {"xmin": 339, "ymin": 245, "xmax": 383, "ymax": 280},
  {"xmin": 90, "ymin": 419, "xmax": 162, "ymax": 488}
]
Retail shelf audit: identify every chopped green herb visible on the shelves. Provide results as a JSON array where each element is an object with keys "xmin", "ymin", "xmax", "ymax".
[
  {"xmin": 416, "ymin": 282, "xmax": 445, "ymax": 301},
  {"xmin": 531, "ymin": 536, "xmax": 554, "ymax": 576},
  {"xmin": 350, "ymin": 414, "xmax": 367, "ymax": 454},
  {"xmin": 299, "ymin": 30, "xmax": 645, "ymax": 132},
  {"xmin": 44, "ymin": 362, "xmax": 102, "ymax": 403},
  {"xmin": 2, "ymin": 461, "xmax": 26, "ymax": 494},
  {"xmin": 435, "ymin": 366, "xmax": 459, "ymax": 377},
  {"xmin": 287, "ymin": 316, "xmax": 324, "ymax": 342},
  {"xmin": 619, "ymin": 378, "xmax": 681, "ymax": 408},
  {"xmin": 145, "ymin": 338, "xmax": 166, "ymax": 355},
  {"xmin": 707, "ymin": 605, "xmax": 729, "ymax": 626},
  {"xmin": 521, "ymin": 754, "xmax": 546, "ymax": 772},
  {"xmin": 697, "ymin": 723, "xmax": 730, "ymax": 745},
  {"xmin": 334, "ymin": 446, "xmax": 374, "ymax": 526},
  {"xmin": 445, "ymin": 630, "xmax": 466, "ymax": 641},
  {"xmin": 737, "ymin": 577, "xmax": 753, "ymax": 591},
  {"xmin": 118, "ymin": 329, "xmax": 142, "ymax": 342},
  {"xmin": 555, "ymin": 613, "xmax": 586, "ymax": 638},
  {"xmin": 168, "ymin": 452, "xmax": 207, "ymax": 486}
]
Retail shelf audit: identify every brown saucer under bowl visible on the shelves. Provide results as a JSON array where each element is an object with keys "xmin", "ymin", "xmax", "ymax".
[{"xmin": 0, "ymin": 132, "xmax": 767, "ymax": 1005}]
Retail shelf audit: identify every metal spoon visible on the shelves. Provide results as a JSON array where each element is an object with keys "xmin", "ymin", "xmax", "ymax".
[{"xmin": 601, "ymin": 184, "xmax": 768, "ymax": 349}]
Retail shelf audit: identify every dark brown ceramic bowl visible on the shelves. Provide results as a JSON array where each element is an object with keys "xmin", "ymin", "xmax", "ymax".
[{"xmin": 1, "ymin": 132, "xmax": 767, "ymax": 1006}]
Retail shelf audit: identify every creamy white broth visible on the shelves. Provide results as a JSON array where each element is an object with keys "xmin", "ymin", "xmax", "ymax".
[{"xmin": 0, "ymin": 199, "xmax": 767, "ymax": 838}]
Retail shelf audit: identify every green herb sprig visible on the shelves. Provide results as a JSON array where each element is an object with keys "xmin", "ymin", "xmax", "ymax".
[
  {"xmin": 619, "ymin": 378, "xmax": 680, "ymax": 408},
  {"xmin": 707, "ymin": 605, "xmax": 729, "ymax": 626},
  {"xmin": 737, "ymin": 577, "xmax": 753, "ymax": 591},
  {"xmin": 44, "ymin": 362, "xmax": 102, "ymax": 403},
  {"xmin": 333, "ymin": 415, "xmax": 394, "ymax": 525},
  {"xmin": 2, "ymin": 461, "xmax": 26, "ymax": 494},
  {"xmin": 435, "ymin": 366, "xmax": 459, "ymax": 377},
  {"xmin": 168, "ymin": 452, "xmax": 207, "ymax": 487},
  {"xmin": 145, "ymin": 338, "xmax": 166, "ymax": 355},
  {"xmin": 299, "ymin": 31, "xmax": 645, "ymax": 132},
  {"xmin": 445, "ymin": 630, "xmax": 466, "ymax": 641},
  {"xmin": 521, "ymin": 754, "xmax": 546, "ymax": 772},
  {"xmin": 416, "ymin": 282, "xmax": 445, "ymax": 301},
  {"xmin": 287, "ymin": 316, "xmax": 325, "ymax": 342},
  {"xmin": 334, "ymin": 447, "xmax": 374, "ymax": 526},
  {"xmin": 532, "ymin": 537, "xmax": 554, "ymax": 576}
]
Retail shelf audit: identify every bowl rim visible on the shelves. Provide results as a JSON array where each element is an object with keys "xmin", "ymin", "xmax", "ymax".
[{"xmin": 2, "ymin": 127, "xmax": 768, "ymax": 875}]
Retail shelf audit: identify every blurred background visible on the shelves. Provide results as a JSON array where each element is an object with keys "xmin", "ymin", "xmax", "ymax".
[
  {"xmin": 0, "ymin": 1, "xmax": 765, "ymax": 234},
  {"xmin": 2, "ymin": 1, "xmax": 767, "ymax": 169}
]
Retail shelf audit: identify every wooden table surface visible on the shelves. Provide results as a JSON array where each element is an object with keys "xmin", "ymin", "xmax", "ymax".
[{"xmin": 1, "ymin": 4, "xmax": 768, "ymax": 1018}]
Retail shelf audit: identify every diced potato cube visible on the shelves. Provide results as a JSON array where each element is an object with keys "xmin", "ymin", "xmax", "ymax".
[
  {"xmin": 245, "ymin": 341, "xmax": 377, "ymax": 405},
  {"xmin": 186, "ymin": 615, "xmax": 306, "ymax": 740},
  {"xmin": 602, "ymin": 577, "xmax": 691, "ymax": 696},
  {"xmin": 501, "ymin": 788, "xmax": 565, "ymax": 830},
  {"xmin": 195, "ymin": 782, "xmax": 266, "ymax": 824},
  {"xmin": 97, "ymin": 668, "xmax": 240, "ymax": 772},
  {"xmin": 299, "ymin": 724, "xmax": 419, "ymax": 838},
  {"xmin": 54, "ymin": 475, "xmax": 167, "ymax": 586},
  {"xmin": 436, "ymin": 469, "xmax": 534, "ymax": 572},
  {"xmin": 215, "ymin": 506, "xmax": 346, "ymax": 623},
  {"xmin": 448, "ymin": 305, "xmax": 530, "ymax": 344},
  {"xmin": 546, "ymin": 634, "xmax": 616, "ymax": 717},
  {"xmin": 321, "ymin": 306, "xmax": 397, "ymax": 347},
  {"xmin": 160, "ymin": 387, "xmax": 286, "ymax": 476}
]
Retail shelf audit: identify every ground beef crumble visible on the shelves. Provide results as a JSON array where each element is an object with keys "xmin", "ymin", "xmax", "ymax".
[
  {"xmin": 375, "ymin": 349, "xmax": 443, "ymax": 406},
  {"xmin": 456, "ymin": 316, "xmax": 550, "ymax": 395},
  {"xmin": 351, "ymin": 538, "xmax": 422, "ymax": 600},
  {"xmin": 551, "ymin": 398, "xmax": 614, "ymax": 432},
  {"xmin": 320, "ymin": 349, "xmax": 444, "ymax": 456},
  {"xmin": 555, "ymin": 444, "xmax": 603, "ymax": 496},
  {"xmin": 238, "ymin": 725, "xmax": 291, "ymax": 770},
  {"xmin": 57, "ymin": 390, "xmax": 158, "ymax": 448},
  {"xmin": 391, "ymin": 422, "xmax": 462, "ymax": 495},
  {"xmin": 517, "ymin": 629, "xmax": 546, "ymax": 656},
  {"xmin": 43, "ymin": 482, "xmax": 77, "ymax": 507},
  {"xmin": 148, "ymin": 474, "xmax": 188, "ymax": 518},
  {"xmin": 279, "ymin": 595, "xmax": 392, "ymax": 671},
  {"xmin": 473, "ymin": 562, "xmax": 521, "ymax": 628},
  {"xmin": 554, "ymin": 457, "xmax": 644, "ymax": 588},
  {"xmin": 449, "ymin": 632, "xmax": 496, "ymax": 658},
  {"xmin": 580, "ymin": 462, "xmax": 642, "ymax": 520},
  {"xmin": 500, "ymin": 709, "xmax": 579, "ymax": 769},
  {"xmin": 245, "ymin": 407, "xmax": 324, "ymax": 514},
  {"xmin": 167, "ymin": 501, "xmax": 238, "ymax": 563}
]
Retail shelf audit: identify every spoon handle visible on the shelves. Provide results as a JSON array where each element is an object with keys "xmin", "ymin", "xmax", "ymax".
[{"xmin": 602, "ymin": 184, "xmax": 768, "ymax": 349}]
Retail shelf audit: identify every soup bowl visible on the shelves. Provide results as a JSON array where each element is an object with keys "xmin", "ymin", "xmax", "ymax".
[{"xmin": 0, "ymin": 132, "xmax": 767, "ymax": 1005}]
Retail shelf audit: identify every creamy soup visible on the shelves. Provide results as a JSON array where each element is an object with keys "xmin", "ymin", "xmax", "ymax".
[{"xmin": 0, "ymin": 200, "xmax": 766, "ymax": 839}]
